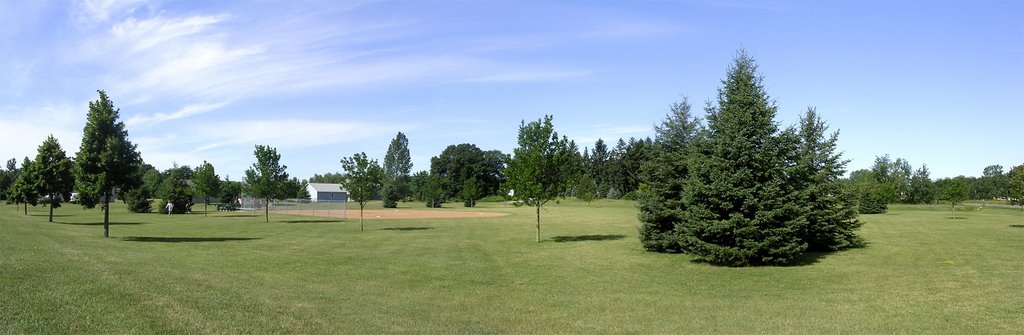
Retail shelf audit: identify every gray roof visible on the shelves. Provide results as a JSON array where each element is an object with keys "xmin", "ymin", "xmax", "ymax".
[{"xmin": 307, "ymin": 183, "xmax": 346, "ymax": 193}]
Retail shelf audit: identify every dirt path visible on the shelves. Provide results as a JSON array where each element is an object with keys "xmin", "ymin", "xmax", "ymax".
[{"xmin": 273, "ymin": 209, "xmax": 509, "ymax": 220}]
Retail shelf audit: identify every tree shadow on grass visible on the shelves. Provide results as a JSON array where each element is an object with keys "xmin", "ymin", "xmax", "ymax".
[
  {"xmin": 282, "ymin": 219, "xmax": 345, "ymax": 223},
  {"xmin": 53, "ymin": 221, "xmax": 146, "ymax": 226},
  {"xmin": 30, "ymin": 213, "xmax": 71, "ymax": 217},
  {"xmin": 122, "ymin": 236, "xmax": 260, "ymax": 243},
  {"xmin": 551, "ymin": 234, "xmax": 626, "ymax": 242},
  {"xmin": 1009, "ymin": 225, "xmax": 1024, "ymax": 228},
  {"xmin": 379, "ymin": 227, "xmax": 434, "ymax": 231}
]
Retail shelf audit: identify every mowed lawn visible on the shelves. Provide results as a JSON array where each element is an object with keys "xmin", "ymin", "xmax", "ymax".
[{"xmin": 2, "ymin": 200, "xmax": 1022, "ymax": 334}]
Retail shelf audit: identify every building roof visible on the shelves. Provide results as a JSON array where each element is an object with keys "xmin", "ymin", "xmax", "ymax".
[{"xmin": 307, "ymin": 183, "xmax": 346, "ymax": 193}]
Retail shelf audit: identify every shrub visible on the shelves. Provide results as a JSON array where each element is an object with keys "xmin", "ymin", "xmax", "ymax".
[{"xmin": 125, "ymin": 188, "xmax": 152, "ymax": 213}]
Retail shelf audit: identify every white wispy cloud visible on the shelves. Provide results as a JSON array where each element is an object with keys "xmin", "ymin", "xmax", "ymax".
[
  {"xmin": 126, "ymin": 101, "xmax": 230, "ymax": 126},
  {"xmin": 74, "ymin": 0, "xmax": 150, "ymax": 23}
]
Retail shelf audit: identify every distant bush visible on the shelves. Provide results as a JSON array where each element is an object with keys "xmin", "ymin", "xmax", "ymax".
[
  {"xmin": 126, "ymin": 188, "xmax": 152, "ymax": 213},
  {"xmin": 622, "ymin": 191, "xmax": 638, "ymax": 201}
]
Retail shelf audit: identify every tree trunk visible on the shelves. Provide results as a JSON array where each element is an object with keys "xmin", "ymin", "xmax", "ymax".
[
  {"xmin": 359, "ymin": 203, "xmax": 365, "ymax": 232},
  {"xmin": 952, "ymin": 204, "xmax": 956, "ymax": 220},
  {"xmin": 265, "ymin": 199, "xmax": 269, "ymax": 222},
  {"xmin": 103, "ymin": 191, "xmax": 110, "ymax": 238},
  {"xmin": 48, "ymin": 193, "xmax": 55, "ymax": 223},
  {"xmin": 204, "ymin": 197, "xmax": 209, "ymax": 217},
  {"xmin": 536, "ymin": 204, "xmax": 541, "ymax": 243},
  {"xmin": 23, "ymin": 202, "xmax": 27, "ymax": 215}
]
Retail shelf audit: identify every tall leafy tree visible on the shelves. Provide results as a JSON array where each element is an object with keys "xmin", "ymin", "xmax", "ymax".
[
  {"xmin": 8, "ymin": 157, "xmax": 38, "ymax": 215},
  {"xmin": 907, "ymin": 164, "xmax": 936, "ymax": 204},
  {"xmin": 382, "ymin": 132, "xmax": 412, "ymax": 208},
  {"xmin": 940, "ymin": 176, "xmax": 970, "ymax": 219},
  {"xmin": 31, "ymin": 135, "xmax": 76, "ymax": 222},
  {"xmin": 504, "ymin": 115, "xmax": 579, "ymax": 243},
  {"xmin": 793, "ymin": 108, "xmax": 861, "ymax": 251},
  {"xmin": 193, "ymin": 161, "xmax": 220, "ymax": 216},
  {"xmin": 244, "ymin": 145, "xmax": 289, "ymax": 222},
  {"xmin": 430, "ymin": 143, "xmax": 506, "ymax": 202},
  {"xmin": 75, "ymin": 90, "xmax": 143, "ymax": 237},
  {"xmin": 340, "ymin": 152, "xmax": 383, "ymax": 231},
  {"xmin": 1008, "ymin": 164, "xmax": 1024, "ymax": 211},
  {"xmin": 638, "ymin": 96, "xmax": 701, "ymax": 252},
  {"xmin": 980, "ymin": 165, "xmax": 1008, "ymax": 200},
  {"xmin": 674, "ymin": 50, "xmax": 807, "ymax": 266}
]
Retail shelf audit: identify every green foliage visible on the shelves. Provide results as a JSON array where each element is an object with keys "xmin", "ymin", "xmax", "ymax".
[
  {"xmin": 219, "ymin": 177, "xmax": 243, "ymax": 205},
  {"xmin": 460, "ymin": 177, "xmax": 481, "ymax": 207},
  {"xmin": 939, "ymin": 176, "xmax": 970, "ymax": 219},
  {"xmin": 8, "ymin": 157, "xmax": 39, "ymax": 213},
  {"xmin": 504, "ymin": 115, "xmax": 580, "ymax": 242},
  {"xmin": 31, "ymin": 135, "xmax": 76, "ymax": 222},
  {"xmin": 244, "ymin": 145, "xmax": 290, "ymax": 222},
  {"xmin": 792, "ymin": 108, "xmax": 862, "ymax": 251},
  {"xmin": 382, "ymin": 132, "xmax": 412, "ymax": 208},
  {"xmin": 192, "ymin": 161, "xmax": 220, "ymax": 216},
  {"xmin": 1009, "ymin": 164, "xmax": 1024, "ymax": 209},
  {"xmin": 638, "ymin": 96, "xmax": 701, "ymax": 252},
  {"xmin": 124, "ymin": 187, "xmax": 152, "ymax": 213},
  {"xmin": 159, "ymin": 167, "xmax": 191, "ymax": 214},
  {"xmin": 976, "ymin": 164, "xmax": 1009, "ymax": 200},
  {"xmin": 430, "ymin": 144, "xmax": 507, "ymax": 201},
  {"xmin": 906, "ymin": 164, "xmax": 936, "ymax": 204},
  {"xmin": 309, "ymin": 172, "xmax": 345, "ymax": 184},
  {"xmin": 575, "ymin": 173, "xmax": 596, "ymax": 204},
  {"xmin": 0, "ymin": 158, "xmax": 17, "ymax": 201},
  {"xmin": 74, "ymin": 90, "xmax": 143, "ymax": 236},
  {"xmin": 849, "ymin": 170, "xmax": 890, "ymax": 214},
  {"xmin": 672, "ymin": 51, "xmax": 809, "ymax": 266},
  {"xmin": 478, "ymin": 195, "xmax": 506, "ymax": 202},
  {"xmin": 340, "ymin": 152, "xmax": 383, "ymax": 230}
]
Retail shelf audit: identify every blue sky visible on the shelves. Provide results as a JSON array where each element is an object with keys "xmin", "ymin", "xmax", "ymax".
[{"xmin": 1, "ymin": 0, "xmax": 1021, "ymax": 180}]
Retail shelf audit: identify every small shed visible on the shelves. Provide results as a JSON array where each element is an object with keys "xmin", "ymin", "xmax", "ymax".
[{"xmin": 306, "ymin": 183, "xmax": 348, "ymax": 202}]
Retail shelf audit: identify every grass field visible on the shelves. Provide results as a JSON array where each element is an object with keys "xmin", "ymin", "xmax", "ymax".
[{"xmin": 2, "ymin": 200, "xmax": 1022, "ymax": 334}]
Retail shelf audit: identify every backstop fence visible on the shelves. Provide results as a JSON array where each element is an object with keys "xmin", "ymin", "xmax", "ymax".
[{"xmin": 239, "ymin": 197, "xmax": 348, "ymax": 219}]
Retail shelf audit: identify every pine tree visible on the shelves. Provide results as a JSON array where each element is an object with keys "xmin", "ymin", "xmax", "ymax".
[
  {"xmin": 75, "ymin": 91, "xmax": 143, "ymax": 237},
  {"xmin": 676, "ymin": 50, "xmax": 807, "ymax": 266}
]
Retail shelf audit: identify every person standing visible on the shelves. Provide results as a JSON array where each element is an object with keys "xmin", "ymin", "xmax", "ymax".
[{"xmin": 166, "ymin": 201, "xmax": 174, "ymax": 215}]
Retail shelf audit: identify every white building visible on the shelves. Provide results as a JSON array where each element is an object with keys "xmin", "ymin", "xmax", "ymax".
[{"xmin": 306, "ymin": 183, "xmax": 348, "ymax": 202}]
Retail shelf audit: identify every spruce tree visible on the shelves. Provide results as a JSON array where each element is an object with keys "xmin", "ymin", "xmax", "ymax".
[
  {"xmin": 638, "ymin": 96, "xmax": 701, "ymax": 252},
  {"xmin": 676, "ymin": 50, "xmax": 807, "ymax": 266},
  {"xmin": 793, "ymin": 108, "xmax": 862, "ymax": 251}
]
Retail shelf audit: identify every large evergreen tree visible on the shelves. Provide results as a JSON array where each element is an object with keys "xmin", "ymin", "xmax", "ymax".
[
  {"xmin": 793, "ymin": 108, "xmax": 862, "ymax": 251},
  {"xmin": 159, "ymin": 166, "xmax": 192, "ymax": 214},
  {"xmin": 75, "ymin": 90, "xmax": 143, "ymax": 237},
  {"xmin": 673, "ymin": 51, "xmax": 808, "ymax": 266},
  {"xmin": 637, "ymin": 96, "xmax": 701, "ymax": 252},
  {"xmin": 31, "ymin": 135, "xmax": 76, "ymax": 222},
  {"xmin": 504, "ymin": 115, "xmax": 579, "ymax": 243},
  {"xmin": 244, "ymin": 145, "xmax": 289, "ymax": 222},
  {"xmin": 382, "ymin": 132, "xmax": 412, "ymax": 208}
]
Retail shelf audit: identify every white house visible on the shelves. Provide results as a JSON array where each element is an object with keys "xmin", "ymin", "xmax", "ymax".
[{"xmin": 306, "ymin": 183, "xmax": 348, "ymax": 202}]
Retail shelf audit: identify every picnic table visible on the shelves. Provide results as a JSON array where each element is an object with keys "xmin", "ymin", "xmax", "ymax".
[{"xmin": 213, "ymin": 203, "xmax": 240, "ymax": 211}]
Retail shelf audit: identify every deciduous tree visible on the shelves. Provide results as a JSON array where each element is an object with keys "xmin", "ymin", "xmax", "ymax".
[
  {"xmin": 940, "ymin": 177, "xmax": 970, "ymax": 219},
  {"xmin": 244, "ymin": 145, "xmax": 290, "ymax": 222},
  {"xmin": 1007, "ymin": 164, "xmax": 1024, "ymax": 211},
  {"xmin": 8, "ymin": 157, "xmax": 38, "ymax": 215},
  {"xmin": 504, "ymin": 115, "xmax": 579, "ymax": 242},
  {"xmin": 75, "ymin": 90, "xmax": 143, "ymax": 237},
  {"xmin": 341, "ymin": 152, "xmax": 383, "ymax": 231},
  {"xmin": 31, "ymin": 135, "xmax": 76, "ymax": 222},
  {"xmin": 193, "ymin": 161, "xmax": 220, "ymax": 216}
]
